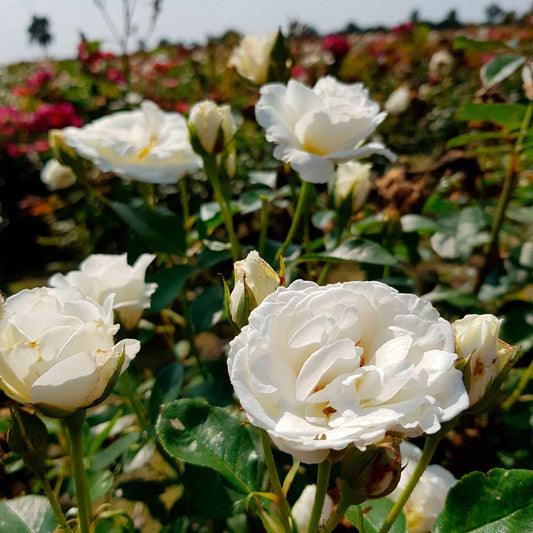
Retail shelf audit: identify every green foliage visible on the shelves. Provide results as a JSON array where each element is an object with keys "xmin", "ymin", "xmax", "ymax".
[
  {"xmin": 157, "ymin": 399, "xmax": 262, "ymax": 494},
  {"xmin": 346, "ymin": 499, "xmax": 407, "ymax": 533},
  {"xmin": 433, "ymin": 469, "xmax": 533, "ymax": 532},
  {"xmin": 0, "ymin": 496, "xmax": 58, "ymax": 533}
]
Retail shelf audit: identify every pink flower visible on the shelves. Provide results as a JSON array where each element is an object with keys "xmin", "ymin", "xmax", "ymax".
[
  {"xmin": 106, "ymin": 68, "xmax": 126, "ymax": 85},
  {"xmin": 322, "ymin": 34, "xmax": 350, "ymax": 60}
]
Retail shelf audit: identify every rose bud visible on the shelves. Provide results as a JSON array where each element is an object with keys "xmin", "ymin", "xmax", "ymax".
[
  {"xmin": 340, "ymin": 437, "xmax": 402, "ymax": 504},
  {"xmin": 332, "ymin": 161, "xmax": 372, "ymax": 213},
  {"xmin": 41, "ymin": 159, "xmax": 76, "ymax": 191},
  {"xmin": 229, "ymin": 250, "xmax": 280, "ymax": 329},
  {"xmin": 453, "ymin": 314, "xmax": 519, "ymax": 408},
  {"xmin": 188, "ymin": 100, "xmax": 236, "ymax": 156}
]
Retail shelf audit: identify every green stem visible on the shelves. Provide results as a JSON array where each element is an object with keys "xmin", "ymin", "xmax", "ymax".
[
  {"xmin": 121, "ymin": 371, "xmax": 183, "ymax": 478},
  {"xmin": 64, "ymin": 411, "xmax": 91, "ymax": 533},
  {"xmin": 322, "ymin": 493, "xmax": 352, "ymax": 533},
  {"xmin": 276, "ymin": 180, "xmax": 314, "ymax": 261},
  {"xmin": 259, "ymin": 195, "xmax": 269, "ymax": 257},
  {"xmin": 179, "ymin": 177, "xmax": 190, "ymax": 231},
  {"xmin": 306, "ymin": 460, "xmax": 332, "ymax": 533},
  {"xmin": 503, "ymin": 356, "xmax": 533, "ymax": 410},
  {"xmin": 474, "ymin": 101, "xmax": 533, "ymax": 294},
  {"xmin": 316, "ymin": 263, "xmax": 331, "ymax": 286},
  {"xmin": 9, "ymin": 406, "xmax": 73, "ymax": 533},
  {"xmin": 259, "ymin": 429, "xmax": 291, "ymax": 533},
  {"xmin": 41, "ymin": 476, "xmax": 74, "ymax": 533},
  {"xmin": 203, "ymin": 155, "xmax": 241, "ymax": 262},
  {"xmin": 378, "ymin": 433, "xmax": 443, "ymax": 533},
  {"xmin": 181, "ymin": 288, "xmax": 209, "ymax": 379}
]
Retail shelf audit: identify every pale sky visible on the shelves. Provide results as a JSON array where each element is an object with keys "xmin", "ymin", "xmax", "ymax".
[{"xmin": 2, "ymin": 0, "xmax": 531, "ymax": 65}]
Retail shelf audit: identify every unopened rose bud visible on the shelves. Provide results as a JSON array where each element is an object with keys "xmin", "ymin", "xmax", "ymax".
[
  {"xmin": 384, "ymin": 86, "xmax": 410, "ymax": 115},
  {"xmin": 453, "ymin": 314, "xmax": 518, "ymax": 407},
  {"xmin": 48, "ymin": 129, "xmax": 79, "ymax": 168},
  {"xmin": 229, "ymin": 251, "xmax": 280, "ymax": 328},
  {"xmin": 41, "ymin": 159, "xmax": 76, "ymax": 191},
  {"xmin": 8, "ymin": 407, "xmax": 48, "ymax": 474},
  {"xmin": 189, "ymin": 100, "xmax": 236, "ymax": 155},
  {"xmin": 522, "ymin": 64, "xmax": 533, "ymax": 100},
  {"xmin": 341, "ymin": 437, "xmax": 402, "ymax": 504},
  {"xmin": 333, "ymin": 161, "xmax": 372, "ymax": 212}
]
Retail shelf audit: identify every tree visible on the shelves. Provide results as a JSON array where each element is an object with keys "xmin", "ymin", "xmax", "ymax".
[
  {"xmin": 486, "ymin": 3, "xmax": 504, "ymax": 24},
  {"xmin": 27, "ymin": 15, "xmax": 53, "ymax": 54}
]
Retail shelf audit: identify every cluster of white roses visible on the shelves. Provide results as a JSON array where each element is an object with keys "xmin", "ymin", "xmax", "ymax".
[
  {"xmin": 0, "ymin": 253, "xmax": 156, "ymax": 415},
  {"xmin": 15, "ymin": 31, "xmax": 518, "ymax": 532}
]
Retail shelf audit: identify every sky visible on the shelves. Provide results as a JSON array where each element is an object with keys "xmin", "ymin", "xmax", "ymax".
[{"xmin": 2, "ymin": 0, "xmax": 531, "ymax": 65}]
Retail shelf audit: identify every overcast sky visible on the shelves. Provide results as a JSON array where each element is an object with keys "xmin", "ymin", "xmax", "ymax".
[{"xmin": 2, "ymin": 0, "xmax": 531, "ymax": 65}]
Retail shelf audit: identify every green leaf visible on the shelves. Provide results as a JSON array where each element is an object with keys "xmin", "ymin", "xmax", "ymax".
[
  {"xmin": 111, "ymin": 202, "xmax": 186, "ymax": 255},
  {"xmin": 149, "ymin": 362, "xmax": 184, "ymax": 424},
  {"xmin": 453, "ymin": 36, "xmax": 511, "ymax": 52},
  {"xmin": 300, "ymin": 238, "xmax": 398, "ymax": 267},
  {"xmin": 90, "ymin": 431, "xmax": 141, "ymax": 471},
  {"xmin": 400, "ymin": 214, "xmax": 438, "ymax": 234},
  {"xmin": 481, "ymin": 55, "xmax": 525, "ymax": 88},
  {"xmin": 148, "ymin": 265, "xmax": 197, "ymax": 312},
  {"xmin": 87, "ymin": 469, "xmax": 114, "ymax": 501},
  {"xmin": 190, "ymin": 286, "xmax": 224, "ymax": 333},
  {"xmin": 156, "ymin": 398, "xmax": 262, "ymax": 494},
  {"xmin": 433, "ymin": 469, "xmax": 533, "ymax": 533},
  {"xmin": 345, "ymin": 499, "xmax": 407, "ymax": 533},
  {"xmin": 0, "ymin": 496, "xmax": 58, "ymax": 533},
  {"xmin": 447, "ymin": 131, "xmax": 507, "ymax": 149},
  {"xmin": 456, "ymin": 104, "xmax": 527, "ymax": 128}
]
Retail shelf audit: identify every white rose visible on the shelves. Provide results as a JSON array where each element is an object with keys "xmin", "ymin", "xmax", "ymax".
[
  {"xmin": 429, "ymin": 49, "xmax": 453, "ymax": 78},
  {"xmin": 228, "ymin": 280, "xmax": 469, "ymax": 463},
  {"xmin": 49, "ymin": 253, "xmax": 157, "ymax": 330},
  {"xmin": 0, "ymin": 287, "xmax": 140, "ymax": 415},
  {"xmin": 228, "ymin": 33, "xmax": 276, "ymax": 85},
  {"xmin": 63, "ymin": 100, "xmax": 201, "ymax": 184},
  {"xmin": 384, "ymin": 86, "xmax": 410, "ymax": 115},
  {"xmin": 189, "ymin": 100, "xmax": 236, "ymax": 154},
  {"xmin": 229, "ymin": 251, "xmax": 280, "ymax": 328},
  {"xmin": 41, "ymin": 159, "xmax": 76, "ymax": 191},
  {"xmin": 389, "ymin": 442, "xmax": 456, "ymax": 533},
  {"xmin": 522, "ymin": 64, "xmax": 533, "ymax": 100},
  {"xmin": 255, "ymin": 76, "xmax": 395, "ymax": 184},
  {"xmin": 333, "ymin": 161, "xmax": 372, "ymax": 211},
  {"xmin": 292, "ymin": 485, "xmax": 334, "ymax": 532},
  {"xmin": 453, "ymin": 314, "xmax": 515, "ymax": 406}
]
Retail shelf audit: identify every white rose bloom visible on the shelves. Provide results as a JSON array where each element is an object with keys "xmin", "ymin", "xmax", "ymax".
[
  {"xmin": 292, "ymin": 485, "xmax": 334, "ymax": 532},
  {"xmin": 62, "ymin": 100, "xmax": 201, "ymax": 184},
  {"xmin": 389, "ymin": 442, "xmax": 456, "ymax": 533},
  {"xmin": 228, "ymin": 33, "xmax": 276, "ymax": 85},
  {"xmin": 189, "ymin": 100, "xmax": 236, "ymax": 154},
  {"xmin": 384, "ymin": 86, "xmax": 410, "ymax": 115},
  {"xmin": 428, "ymin": 49, "xmax": 453, "ymax": 78},
  {"xmin": 229, "ymin": 250, "xmax": 280, "ymax": 327},
  {"xmin": 333, "ymin": 161, "xmax": 372, "ymax": 211},
  {"xmin": 228, "ymin": 280, "xmax": 469, "ymax": 463},
  {"xmin": 255, "ymin": 76, "xmax": 395, "ymax": 184},
  {"xmin": 41, "ymin": 159, "xmax": 76, "ymax": 191},
  {"xmin": 49, "ymin": 253, "xmax": 157, "ymax": 330},
  {"xmin": 453, "ymin": 314, "xmax": 514, "ymax": 406},
  {"xmin": 0, "ymin": 287, "xmax": 140, "ymax": 415}
]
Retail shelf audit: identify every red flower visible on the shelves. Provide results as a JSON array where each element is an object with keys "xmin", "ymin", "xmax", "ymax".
[{"xmin": 322, "ymin": 34, "xmax": 350, "ymax": 60}]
